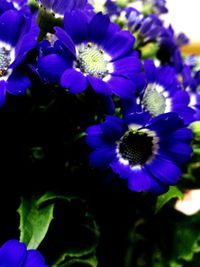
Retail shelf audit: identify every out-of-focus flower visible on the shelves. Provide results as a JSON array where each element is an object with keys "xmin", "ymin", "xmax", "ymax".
[
  {"xmin": 36, "ymin": 11, "xmax": 142, "ymax": 99},
  {"xmin": 0, "ymin": 239, "xmax": 49, "ymax": 267},
  {"xmin": 86, "ymin": 112, "xmax": 192, "ymax": 194},
  {"xmin": 125, "ymin": 7, "xmax": 164, "ymax": 44},
  {"xmin": 0, "ymin": 9, "xmax": 39, "ymax": 106},
  {"xmin": 175, "ymin": 189, "xmax": 200, "ymax": 216},
  {"xmin": 182, "ymin": 65, "xmax": 200, "ymax": 121},
  {"xmin": 37, "ymin": 0, "xmax": 90, "ymax": 15},
  {"xmin": 142, "ymin": 0, "xmax": 168, "ymax": 14}
]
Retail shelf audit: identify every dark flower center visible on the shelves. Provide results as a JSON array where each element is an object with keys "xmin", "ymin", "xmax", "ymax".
[
  {"xmin": 76, "ymin": 42, "xmax": 109, "ymax": 78},
  {"xmin": 118, "ymin": 129, "xmax": 155, "ymax": 166},
  {"xmin": 0, "ymin": 47, "xmax": 11, "ymax": 77},
  {"xmin": 142, "ymin": 83, "xmax": 166, "ymax": 116}
]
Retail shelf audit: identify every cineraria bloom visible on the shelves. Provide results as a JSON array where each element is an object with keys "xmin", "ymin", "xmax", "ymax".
[
  {"xmin": 142, "ymin": 0, "xmax": 168, "ymax": 14},
  {"xmin": 125, "ymin": 7, "xmax": 164, "ymax": 44},
  {"xmin": 157, "ymin": 26, "xmax": 185, "ymax": 72},
  {"xmin": 86, "ymin": 112, "xmax": 192, "ymax": 194},
  {"xmin": 0, "ymin": 239, "xmax": 49, "ymax": 267},
  {"xmin": 37, "ymin": 11, "xmax": 142, "ymax": 98},
  {"xmin": 128, "ymin": 59, "xmax": 194, "ymax": 125},
  {"xmin": 0, "ymin": 9, "xmax": 39, "ymax": 106},
  {"xmin": 182, "ymin": 65, "xmax": 200, "ymax": 121},
  {"xmin": 37, "ymin": 0, "xmax": 90, "ymax": 16}
]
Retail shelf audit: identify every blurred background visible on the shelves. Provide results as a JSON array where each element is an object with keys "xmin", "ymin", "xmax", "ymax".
[{"xmin": 165, "ymin": 0, "xmax": 200, "ymax": 55}]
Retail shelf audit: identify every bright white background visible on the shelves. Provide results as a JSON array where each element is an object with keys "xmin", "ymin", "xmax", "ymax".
[{"xmin": 165, "ymin": 0, "xmax": 200, "ymax": 42}]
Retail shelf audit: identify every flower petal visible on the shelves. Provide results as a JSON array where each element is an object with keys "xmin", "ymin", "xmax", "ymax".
[
  {"xmin": 86, "ymin": 125, "xmax": 104, "ymax": 148},
  {"xmin": 6, "ymin": 70, "xmax": 31, "ymax": 95},
  {"xmin": 64, "ymin": 10, "xmax": 88, "ymax": 43},
  {"xmin": 38, "ymin": 54, "xmax": 70, "ymax": 83},
  {"xmin": 107, "ymin": 75, "xmax": 135, "ymax": 99},
  {"xmin": 88, "ymin": 12, "xmax": 109, "ymax": 42},
  {"xmin": 146, "ymin": 156, "xmax": 182, "ymax": 185},
  {"xmin": 88, "ymin": 75, "xmax": 111, "ymax": 95},
  {"xmin": 89, "ymin": 145, "xmax": 116, "ymax": 168},
  {"xmin": 24, "ymin": 250, "xmax": 48, "ymax": 267},
  {"xmin": 61, "ymin": 68, "xmax": 88, "ymax": 93},
  {"xmin": 0, "ymin": 80, "xmax": 7, "ymax": 107},
  {"xmin": 127, "ymin": 166, "xmax": 167, "ymax": 193},
  {"xmin": 0, "ymin": 10, "xmax": 24, "ymax": 45},
  {"xmin": 0, "ymin": 240, "xmax": 26, "ymax": 267},
  {"xmin": 54, "ymin": 26, "xmax": 76, "ymax": 57},
  {"xmin": 102, "ymin": 30, "xmax": 135, "ymax": 61}
]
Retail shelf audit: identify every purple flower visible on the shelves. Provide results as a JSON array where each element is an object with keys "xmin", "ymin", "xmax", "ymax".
[
  {"xmin": 0, "ymin": 9, "xmax": 39, "ymax": 106},
  {"xmin": 0, "ymin": 239, "xmax": 49, "ymax": 267},
  {"xmin": 36, "ymin": 11, "xmax": 142, "ymax": 99},
  {"xmin": 86, "ymin": 112, "xmax": 192, "ymax": 194},
  {"xmin": 37, "ymin": 0, "xmax": 90, "ymax": 15},
  {"xmin": 125, "ymin": 8, "xmax": 164, "ymax": 44},
  {"xmin": 123, "ymin": 60, "xmax": 194, "ymax": 125}
]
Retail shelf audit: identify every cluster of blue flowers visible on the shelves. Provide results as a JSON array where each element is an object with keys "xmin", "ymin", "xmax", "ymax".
[
  {"xmin": 0, "ymin": 0, "xmax": 199, "ymax": 193},
  {"xmin": 0, "ymin": 0, "xmax": 199, "ymax": 263}
]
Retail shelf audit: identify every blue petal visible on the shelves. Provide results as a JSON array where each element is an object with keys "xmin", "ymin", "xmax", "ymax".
[
  {"xmin": 64, "ymin": 10, "xmax": 88, "ymax": 43},
  {"xmin": 86, "ymin": 125, "xmax": 104, "ymax": 148},
  {"xmin": 101, "ymin": 115, "xmax": 125, "ymax": 141},
  {"xmin": 112, "ymin": 55, "xmax": 142, "ymax": 78},
  {"xmin": 125, "ymin": 112, "xmax": 151, "ymax": 127},
  {"xmin": 0, "ymin": 10, "xmax": 24, "ymax": 45},
  {"xmin": 24, "ymin": 250, "xmax": 49, "ymax": 267},
  {"xmin": 88, "ymin": 75, "xmax": 111, "ymax": 95},
  {"xmin": 6, "ymin": 70, "xmax": 31, "ymax": 95},
  {"xmin": 160, "ymin": 143, "xmax": 192, "ymax": 164},
  {"xmin": 111, "ymin": 159, "xmax": 134, "ymax": 179},
  {"xmin": 171, "ymin": 106, "xmax": 195, "ymax": 125},
  {"xmin": 11, "ymin": 15, "xmax": 39, "ymax": 69},
  {"xmin": 148, "ymin": 113, "xmax": 184, "ymax": 135},
  {"xmin": 146, "ymin": 156, "xmax": 182, "ymax": 185},
  {"xmin": 144, "ymin": 59, "xmax": 156, "ymax": 83},
  {"xmin": 0, "ymin": 240, "xmax": 26, "ymax": 267},
  {"xmin": 107, "ymin": 75, "xmax": 135, "ymax": 99},
  {"xmin": 38, "ymin": 54, "xmax": 70, "ymax": 83},
  {"xmin": 127, "ymin": 166, "xmax": 167, "ymax": 193},
  {"xmin": 102, "ymin": 30, "xmax": 135, "ymax": 61},
  {"xmin": 61, "ymin": 68, "xmax": 88, "ymax": 93},
  {"xmin": 169, "ymin": 128, "xmax": 193, "ymax": 142},
  {"xmin": 89, "ymin": 145, "xmax": 116, "ymax": 168},
  {"xmin": 157, "ymin": 66, "xmax": 178, "ymax": 88},
  {"xmin": 88, "ymin": 12, "xmax": 109, "ymax": 42},
  {"xmin": 0, "ymin": 80, "xmax": 7, "ymax": 107},
  {"xmin": 171, "ymin": 90, "xmax": 190, "ymax": 105},
  {"xmin": 53, "ymin": 0, "xmax": 87, "ymax": 14},
  {"xmin": 54, "ymin": 26, "xmax": 76, "ymax": 57}
]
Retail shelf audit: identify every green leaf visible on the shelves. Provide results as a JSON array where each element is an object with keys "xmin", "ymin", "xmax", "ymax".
[
  {"xmin": 155, "ymin": 186, "xmax": 183, "ymax": 213},
  {"xmin": 18, "ymin": 195, "xmax": 54, "ymax": 249},
  {"xmin": 52, "ymin": 213, "xmax": 100, "ymax": 266},
  {"xmin": 54, "ymin": 254, "xmax": 98, "ymax": 267},
  {"xmin": 18, "ymin": 192, "xmax": 82, "ymax": 249},
  {"xmin": 172, "ymin": 215, "xmax": 200, "ymax": 262}
]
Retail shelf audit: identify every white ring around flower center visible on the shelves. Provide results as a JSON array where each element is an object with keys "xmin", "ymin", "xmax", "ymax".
[
  {"xmin": 0, "ymin": 41, "xmax": 15, "ymax": 81},
  {"xmin": 142, "ymin": 83, "xmax": 171, "ymax": 116},
  {"xmin": 75, "ymin": 42, "xmax": 113, "ymax": 78}
]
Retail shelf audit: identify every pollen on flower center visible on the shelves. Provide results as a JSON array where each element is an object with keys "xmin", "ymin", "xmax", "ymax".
[
  {"xmin": 142, "ymin": 83, "xmax": 166, "ymax": 116},
  {"xmin": 117, "ymin": 129, "xmax": 157, "ymax": 166},
  {"xmin": 0, "ymin": 47, "xmax": 11, "ymax": 77},
  {"xmin": 76, "ymin": 43, "xmax": 108, "ymax": 78}
]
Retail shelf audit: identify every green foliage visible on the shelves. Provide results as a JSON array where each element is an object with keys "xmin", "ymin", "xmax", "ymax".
[
  {"xmin": 155, "ymin": 186, "xmax": 183, "ymax": 213},
  {"xmin": 18, "ymin": 192, "xmax": 100, "ymax": 266},
  {"xmin": 18, "ymin": 194, "xmax": 55, "ymax": 249}
]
